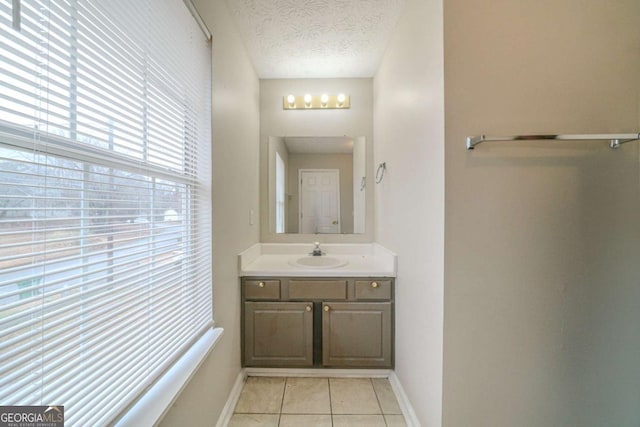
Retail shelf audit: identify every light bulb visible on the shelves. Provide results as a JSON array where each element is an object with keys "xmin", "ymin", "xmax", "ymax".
[
  {"xmin": 337, "ymin": 93, "xmax": 346, "ymax": 106},
  {"xmin": 304, "ymin": 94, "xmax": 312, "ymax": 105},
  {"xmin": 287, "ymin": 94, "xmax": 295, "ymax": 106},
  {"xmin": 320, "ymin": 94, "xmax": 329, "ymax": 104}
]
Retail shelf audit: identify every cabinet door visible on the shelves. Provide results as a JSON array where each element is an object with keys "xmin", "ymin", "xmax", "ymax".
[
  {"xmin": 244, "ymin": 302, "xmax": 313, "ymax": 367},
  {"xmin": 322, "ymin": 302, "xmax": 392, "ymax": 368}
]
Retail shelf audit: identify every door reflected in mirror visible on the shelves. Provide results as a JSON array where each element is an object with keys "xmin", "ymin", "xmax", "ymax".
[{"xmin": 268, "ymin": 136, "xmax": 366, "ymax": 234}]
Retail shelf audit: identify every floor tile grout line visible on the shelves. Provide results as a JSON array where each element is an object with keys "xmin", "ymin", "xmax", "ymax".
[
  {"xmin": 370, "ymin": 377, "xmax": 390, "ymax": 426},
  {"xmin": 372, "ymin": 377, "xmax": 405, "ymax": 419},
  {"xmin": 332, "ymin": 413, "xmax": 390, "ymax": 415},
  {"xmin": 277, "ymin": 377, "xmax": 287, "ymax": 426},
  {"xmin": 328, "ymin": 377, "xmax": 334, "ymax": 427}
]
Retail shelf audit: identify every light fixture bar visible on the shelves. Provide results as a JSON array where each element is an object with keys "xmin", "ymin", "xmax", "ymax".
[{"xmin": 283, "ymin": 94, "xmax": 350, "ymax": 110}]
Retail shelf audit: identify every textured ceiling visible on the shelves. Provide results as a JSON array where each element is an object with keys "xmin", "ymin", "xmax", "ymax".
[{"xmin": 225, "ymin": 0, "xmax": 406, "ymax": 79}]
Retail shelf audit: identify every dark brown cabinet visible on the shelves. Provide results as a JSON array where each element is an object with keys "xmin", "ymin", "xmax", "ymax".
[
  {"xmin": 244, "ymin": 301, "xmax": 313, "ymax": 367},
  {"xmin": 322, "ymin": 302, "xmax": 392, "ymax": 367},
  {"xmin": 241, "ymin": 277, "xmax": 394, "ymax": 368}
]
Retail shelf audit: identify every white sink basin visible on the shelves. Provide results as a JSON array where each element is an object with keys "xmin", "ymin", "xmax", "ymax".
[{"xmin": 288, "ymin": 256, "xmax": 348, "ymax": 269}]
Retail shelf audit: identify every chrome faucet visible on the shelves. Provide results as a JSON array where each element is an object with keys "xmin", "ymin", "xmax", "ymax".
[{"xmin": 310, "ymin": 241, "xmax": 324, "ymax": 256}]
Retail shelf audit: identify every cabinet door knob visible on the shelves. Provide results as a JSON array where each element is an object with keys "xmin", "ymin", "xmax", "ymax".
[
  {"xmin": 324, "ymin": 305, "xmax": 330, "ymax": 312},
  {"xmin": 258, "ymin": 282, "xmax": 265, "ymax": 288},
  {"xmin": 371, "ymin": 282, "xmax": 379, "ymax": 288},
  {"xmin": 305, "ymin": 305, "xmax": 312, "ymax": 312}
]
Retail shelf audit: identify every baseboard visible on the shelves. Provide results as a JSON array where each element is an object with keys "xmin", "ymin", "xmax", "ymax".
[
  {"xmin": 215, "ymin": 369, "xmax": 246, "ymax": 427},
  {"xmin": 388, "ymin": 371, "xmax": 420, "ymax": 427},
  {"xmin": 245, "ymin": 367, "xmax": 392, "ymax": 378}
]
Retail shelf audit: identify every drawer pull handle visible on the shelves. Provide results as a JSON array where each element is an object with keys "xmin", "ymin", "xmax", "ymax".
[
  {"xmin": 371, "ymin": 282, "xmax": 379, "ymax": 288},
  {"xmin": 258, "ymin": 282, "xmax": 265, "ymax": 288},
  {"xmin": 306, "ymin": 306, "xmax": 312, "ymax": 312},
  {"xmin": 324, "ymin": 305, "xmax": 330, "ymax": 312}
]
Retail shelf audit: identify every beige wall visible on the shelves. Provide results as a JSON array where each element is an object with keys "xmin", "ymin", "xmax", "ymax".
[
  {"xmin": 373, "ymin": 0, "xmax": 445, "ymax": 425},
  {"xmin": 287, "ymin": 153, "xmax": 354, "ymax": 234},
  {"xmin": 260, "ymin": 78, "xmax": 374, "ymax": 242},
  {"xmin": 443, "ymin": 1, "xmax": 640, "ymax": 426},
  {"xmin": 159, "ymin": 0, "xmax": 260, "ymax": 425}
]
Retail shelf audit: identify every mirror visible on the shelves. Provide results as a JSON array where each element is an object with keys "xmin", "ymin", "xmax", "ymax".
[{"xmin": 267, "ymin": 136, "xmax": 366, "ymax": 234}]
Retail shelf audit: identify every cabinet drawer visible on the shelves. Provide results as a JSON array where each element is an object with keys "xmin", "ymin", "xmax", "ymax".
[
  {"xmin": 289, "ymin": 280, "xmax": 347, "ymax": 300},
  {"xmin": 355, "ymin": 280, "xmax": 392, "ymax": 300},
  {"xmin": 244, "ymin": 280, "xmax": 280, "ymax": 300}
]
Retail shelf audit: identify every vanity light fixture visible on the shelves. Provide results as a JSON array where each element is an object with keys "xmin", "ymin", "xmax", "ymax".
[{"xmin": 283, "ymin": 94, "xmax": 351, "ymax": 110}]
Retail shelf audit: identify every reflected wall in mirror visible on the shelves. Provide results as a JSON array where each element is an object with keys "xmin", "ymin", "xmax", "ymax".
[{"xmin": 268, "ymin": 136, "xmax": 366, "ymax": 234}]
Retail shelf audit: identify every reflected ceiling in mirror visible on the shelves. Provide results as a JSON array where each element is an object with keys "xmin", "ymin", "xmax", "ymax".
[
  {"xmin": 284, "ymin": 136, "xmax": 353, "ymax": 154},
  {"xmin": 268, "ymin": 136, "xmax": 366, "ymax": 235}
]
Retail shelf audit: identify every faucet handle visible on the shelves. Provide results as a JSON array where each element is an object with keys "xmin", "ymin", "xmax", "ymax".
[{"xmin": 310, "ymin": 241, "xmax": 323, "ymax": 256}]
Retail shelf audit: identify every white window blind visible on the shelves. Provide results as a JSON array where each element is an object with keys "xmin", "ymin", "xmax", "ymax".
[{"xmin": 0, "ymin": 0, "xmax": 212, "ymax": 425}]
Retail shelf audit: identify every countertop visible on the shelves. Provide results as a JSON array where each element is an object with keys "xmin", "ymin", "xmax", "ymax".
[{"xmin": 238, "ymin": 243, "xmax": 397, "ymax": 277}]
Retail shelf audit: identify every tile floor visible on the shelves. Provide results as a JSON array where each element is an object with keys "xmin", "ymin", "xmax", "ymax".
[{"xmin": 229, "ymin": 376, "xmax": 407, "ymax": 427}]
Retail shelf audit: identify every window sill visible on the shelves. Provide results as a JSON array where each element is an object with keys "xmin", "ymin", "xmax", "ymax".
[{"xmin": 115, "ymin": 327, "xmax": 224, "ymax": 427}]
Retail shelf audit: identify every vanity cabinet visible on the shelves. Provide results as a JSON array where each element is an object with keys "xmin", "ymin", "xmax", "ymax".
[{"xmin": 241, "ymin": 277, "xmax": 394, "ymax": 368}]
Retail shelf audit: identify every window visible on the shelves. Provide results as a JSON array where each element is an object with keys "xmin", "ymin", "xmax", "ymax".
[
  {"xmin": 0, "ymin": 0, "xmax": 212, "ymax": 425},
  {"xmin": 275, "ymin": 151, "xmax": 286, "ymax": 233}
]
